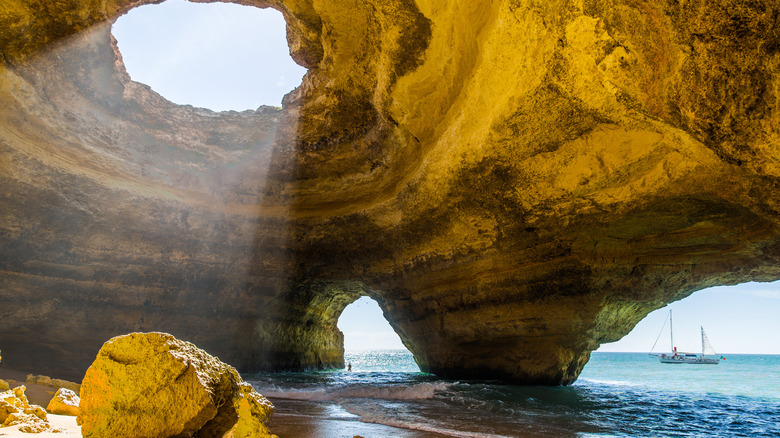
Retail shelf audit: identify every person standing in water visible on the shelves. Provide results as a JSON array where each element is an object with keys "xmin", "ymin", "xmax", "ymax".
[{"xmin": 347, "ymin": 362, "xmax": 352, "ymax": 372}]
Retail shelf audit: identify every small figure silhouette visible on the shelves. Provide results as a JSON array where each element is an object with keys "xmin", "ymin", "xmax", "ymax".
[{"xmin": 347, "ymin": 362, "xmax": 352, "ymax": 372}]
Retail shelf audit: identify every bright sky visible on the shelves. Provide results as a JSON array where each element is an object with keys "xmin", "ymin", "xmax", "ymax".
[
  {"xmin": 113, "ymin": 1, "xmax": 780, "ymax": 356},
  {"xmin": 339, "ymin": 282, "xmax": 780, "ymax": 354},
  {"xmin": 111, "ymin": 0, "xmax": 306, "ymax": 111},
  {"xmin": 598, "ymin": 281, "xmax": 780, "ymax": 354},
  {"xmin": 337, "ymin": 297, "xmax": 406, "ymax": 350}
]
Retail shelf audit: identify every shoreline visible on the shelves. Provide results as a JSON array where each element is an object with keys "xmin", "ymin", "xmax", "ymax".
[
  {"xmin": 1, "ymin": 366, "xmax": 448, "ymax": 438},
  {"xmin": 268, "ymin": 398, "xmax": 452, "ymax": 438}
]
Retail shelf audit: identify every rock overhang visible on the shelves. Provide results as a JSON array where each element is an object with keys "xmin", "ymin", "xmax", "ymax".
[{"xmin": 0, "ymin": 0, "xmax": 779, "ymax": 385}]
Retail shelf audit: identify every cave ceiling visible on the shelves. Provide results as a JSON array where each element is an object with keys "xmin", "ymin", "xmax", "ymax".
[{"xmin": 0, "ymin": 0, "xmax": 778, "ymax": 384}]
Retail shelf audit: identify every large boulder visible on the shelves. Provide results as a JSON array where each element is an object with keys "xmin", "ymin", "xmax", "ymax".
[
  {"xmin": 77, "ymin": 332, "xmax": 275, "ymax": 438},
  {"xmin": 46, "ymin": 388, "xmax": 80, "ymax": 416}
]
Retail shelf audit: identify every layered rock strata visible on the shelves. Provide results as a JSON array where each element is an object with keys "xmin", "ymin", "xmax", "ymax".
[{"xmin": 0, "ymin": 0, "xmax": 779, "ymax": 384}]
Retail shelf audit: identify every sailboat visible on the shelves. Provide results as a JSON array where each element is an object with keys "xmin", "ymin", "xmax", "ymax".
[{"xmin": 650, "ymin": 310, "xmax": 723, "ymax": 364}]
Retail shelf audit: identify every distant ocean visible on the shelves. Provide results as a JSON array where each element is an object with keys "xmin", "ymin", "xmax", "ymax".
[{"xmin": 246, "ymin": 351, "xmax": 780, "ymax": 437}]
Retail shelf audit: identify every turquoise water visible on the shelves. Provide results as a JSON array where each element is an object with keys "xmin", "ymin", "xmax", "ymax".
[{"xmin": 246, "ymin": 351, "xmax": 780, "ymax": 437}]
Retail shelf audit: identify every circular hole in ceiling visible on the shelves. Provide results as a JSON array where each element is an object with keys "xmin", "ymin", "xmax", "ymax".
[{"xmin": 112, "ymin": 0, "xmax": 306, "ymax": 112}]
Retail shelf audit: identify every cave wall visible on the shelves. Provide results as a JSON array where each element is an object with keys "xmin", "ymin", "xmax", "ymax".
[{"xmin": 0, "ymin": 0, "xmax": 779, "ymax": 384}]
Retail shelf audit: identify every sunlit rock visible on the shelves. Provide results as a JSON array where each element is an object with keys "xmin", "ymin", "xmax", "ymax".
[
  {"xmin": 77, "ymin": 332, "xmax": 275, "ymax": 438},
  {"xmin": 0, "ymin": 0, "xmax": 779, "ymax": 385},
  {"xmin": 46, "ymin": 388, "xmax": 80, "ymax": 417},
  {"xmin": 26, "ymin": 374, "xmax": 80, "ymax": 394},
  {"xmin": 0, "ymin": 386, "xmax": 59, "ymax": 432}
]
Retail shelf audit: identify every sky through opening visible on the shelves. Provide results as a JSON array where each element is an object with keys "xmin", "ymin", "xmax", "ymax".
[
  {"xmin": 338, "ymin": 297, "xmax": 408, "ymax": 351},
  {"xmin": 112, "ymin": 0, "xmax": 306, "ymax": 111},
  {"xmin": 598, "ymin": 281, "xmax": 780, "ymax": 354}
]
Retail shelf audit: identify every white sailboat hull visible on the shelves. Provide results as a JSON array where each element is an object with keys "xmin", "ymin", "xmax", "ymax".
[
  {"xmin": 657, "ymin": 353, "xmax": 720, "ymax": 365},
  {"xmin": 650, "ymin": 310, "xmax": 723, "ymax": 365}
]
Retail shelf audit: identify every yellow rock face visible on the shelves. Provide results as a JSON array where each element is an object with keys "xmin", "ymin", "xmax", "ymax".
[
  {"xmin": 46, "ymin": 388, "xmax": 80, "ymax": 417},
  {"xmin": 0, "ymin": 0, "xmax": 779, "ymax": 385},
  {"xmin": 77, "ymin": 332, "xmax": 275, "ymax": 438},
  {"xmin": 0, "ymin": 386, "xmax": 55, "ymax": 432},
  {"xmin": 26, "ymin": 375, "xmax": 80, "ymax": 394},
  {"xmin": 228, "ymin": 383, "xmax": 277, "ymax": 438}
]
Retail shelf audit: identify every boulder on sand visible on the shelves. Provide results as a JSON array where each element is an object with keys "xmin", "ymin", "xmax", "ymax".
[
  {"xmin": 77, "ymin": 332, "xmax": 276, "ymax": 438},
  {"xmin": 46, "ymin": 388, "xmax": 80, "ymax": 416},
  {"xmin": 0, "ymin": 385, "xmax": 62, "ymax": 433},
  {"xmin": 0, "ymin": 386, "xmax": 47, "ymax": 423}
]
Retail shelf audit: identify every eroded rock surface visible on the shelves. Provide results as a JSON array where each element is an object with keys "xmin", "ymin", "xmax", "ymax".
[
  {"xmin": 0, "ymin": 386, "xmax": 60, "ymax": 433},
  {"xmin": 77, "ymin": 332, "xmax": 275, "ymax": 438},
  {"xmin": 46, "ymin": 388, "xmax": 80, "ymax": 417},
  {"xmin": 0, "ymin": 0, "xmax": 779, "ymax": 384}
]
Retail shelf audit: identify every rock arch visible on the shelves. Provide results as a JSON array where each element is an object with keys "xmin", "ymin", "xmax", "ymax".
[{"xmin": 1, "ymin": 0, "xmax": 779, "ymax": 384}]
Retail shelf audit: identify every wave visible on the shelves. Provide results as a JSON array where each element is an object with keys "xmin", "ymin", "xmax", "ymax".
[
  {"xmin": 345, "ymin": 406, "xmax": 517, "ymax": 438},
  {"xmin": 577, "ymin": 378, "xmax": 640, "ymax": 387},
  {"xmin": 259, "ymin": 382, "xmax": 450, "ymax": 402}
]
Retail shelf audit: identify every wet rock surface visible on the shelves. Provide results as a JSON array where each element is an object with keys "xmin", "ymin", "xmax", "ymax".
[{"xmin": 0, "ymin": 0, "xmax": 779, "ymax": 384}]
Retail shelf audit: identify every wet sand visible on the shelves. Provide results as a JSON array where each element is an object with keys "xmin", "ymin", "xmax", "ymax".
[
  {"xmin": 269, "ymin": 398, "xmax": 453, "ymax": 438},
  {"xmin": 1, "ymin": 367, "xmax": 451, "ymax": 438}
]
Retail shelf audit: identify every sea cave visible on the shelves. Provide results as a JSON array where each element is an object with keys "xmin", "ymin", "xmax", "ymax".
[{"xmin": 1, "ymin": 0, "xmax": 779, "ymax": 388}]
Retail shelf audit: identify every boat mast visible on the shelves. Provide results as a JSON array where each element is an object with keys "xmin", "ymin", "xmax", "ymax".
[{"xmin": 669, "ymin": 309, "xmax": 674, "ymax": 353}]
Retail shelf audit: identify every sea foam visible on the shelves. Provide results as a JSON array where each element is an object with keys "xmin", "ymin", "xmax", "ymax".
[{"xmin": 259, "ymin": 381, "xmax": 450, "ymax": 401}]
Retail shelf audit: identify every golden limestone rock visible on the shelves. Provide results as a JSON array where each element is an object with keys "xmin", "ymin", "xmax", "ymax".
[
  {"xmin": 0, "ymin": 0, "xmax": 779, "ymax": 385},
  {"xmin": 227, "ymin": 383, "xmax": 277, "ymax": 438},
  {"xmin": 26, "ymin": 375, "xmax": 81, "ymax": 394},
  {"xmin": 0, "ymin": 386, "xmax": 46, "ymax": 423},
  {"xmin": 46, "ymin": 388, "xmax": 80, "ymax": 417},
  {"xmin": 0, "ymin": 385, "xmax": 61, "ymax": 432},
  {"xmin": 3, "ymin": 413, "xmax": 53, "ymax": 433},
  {"xmin": 77, "ymin": 332, "xmax": 275, "ymax": 438}
]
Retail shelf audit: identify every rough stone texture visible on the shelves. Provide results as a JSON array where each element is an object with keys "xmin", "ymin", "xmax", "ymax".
[
  {"xmin": 0, "ymin": 386, "xmax": 59, "ymax": 433},
  {"xmin": 3, "ymin": 412, "xmax": 50, "ymax": 433},
  {"xmin": 46, "ymin": 388, "xmax": 80, "ymax": 417},
  {"xmin": 228, "ymin": 382, "xmax": 277, "ymax": 438},
  {"xmin": 0, "ymin": 0, "xmax": 779, "ymax": 384},
  {"xmin": 77, "ymin": 332, "xmax": 275, "ymax": 438},
  {"xmin": 26, "ymin": 375, "xmax": 80, "ymax": 394}
]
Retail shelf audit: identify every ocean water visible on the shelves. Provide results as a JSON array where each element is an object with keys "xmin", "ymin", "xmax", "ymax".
[{"xmin": 246, "ymin": 351, "xmax": 780, "ymax": 437}]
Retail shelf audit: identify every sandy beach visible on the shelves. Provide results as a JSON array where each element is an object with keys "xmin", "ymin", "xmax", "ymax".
[
  {"xmin": 0, "ymin": 368, "xmax": 81, "ymax": 436},
  {"xmin": 1, "ymin": 367, "xmax": 447, "ymax": 438},
  {"xmin": 0, "ymin": 414, "xmax": 80, "ymax": 437},
  {"xmin": 268, "ymin": 398, "xmax": 452, "ymax": 438}
]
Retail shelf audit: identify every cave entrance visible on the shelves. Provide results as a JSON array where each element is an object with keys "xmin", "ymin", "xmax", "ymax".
[
  {"xmin": 596, "ymin": 281, "xmax": 780, "ymax": 354},
  {"xmin": 337, "ymin": 296, "xmax": 420, "ymax": 372},
  {"xmin": 111, "ymin": 0, "xmax": 306, "ymax": 111}
]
